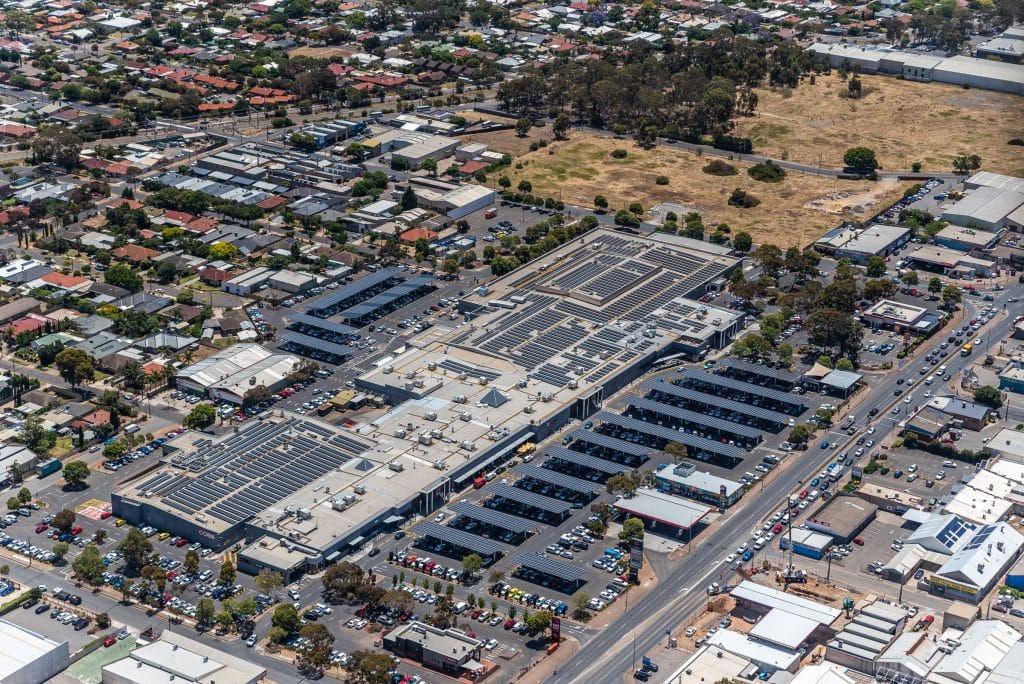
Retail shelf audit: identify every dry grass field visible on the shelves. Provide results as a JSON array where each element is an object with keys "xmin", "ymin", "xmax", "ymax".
[
  {"xmin": 732, "ymin": 72, "xmax": 1024, "ymax": 176},
  {"xmin": 488, "ymin": 132, "xmax": 909, "ymax": 248}
]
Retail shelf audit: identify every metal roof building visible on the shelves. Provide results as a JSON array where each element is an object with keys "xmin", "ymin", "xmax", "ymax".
[
  {"xmin": 906, "ymin": 514, "xmax": 977, "ymax": 555},
  {"xmin": 942, "ymin": 185, "xmax": 1024, "ymax": 230},
  {"xmin": 928, "ymin": 522, "xmax": 1024, "ymax": 602},
  {"xmin": 730, "ymin": 581, "xmax": 842, "ymax": 626},
  {"xmin": 749, "ymin": 609, "xmax": 820, "ymax": 650},
  {"xmin": 612, "ymin": 489, "xmax": 712, "ymax": 531}
]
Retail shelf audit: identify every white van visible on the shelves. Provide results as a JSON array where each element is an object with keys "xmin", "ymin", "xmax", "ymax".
[
  {"xmin": 124, "ymin": 423, "xmax": 140, "ymax": 434},
  {"xmin": 752, "ymin": 537, "xmax": 766, "ymax": 550},
  {"xmin": 454, "ymin": 602, "xmax": 468, "ymax": 614},
  {"xmin": 924, "ymin": 375, "xmax": 934, "ymax": 385}
]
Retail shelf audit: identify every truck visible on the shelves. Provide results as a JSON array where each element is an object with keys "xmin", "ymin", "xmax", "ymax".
[
  {"xmin": 36, "ymin": 458, "xmax": 61, "ymax": 477},
  {"xmin": 317, "ymin": 403, "xmax": 333, "ymax": 417},
  {"xmin": 472, "ymin": 476, "xmax": 487, "ymax": 489},
  {"xmin": 840, "ymin": 415, "xmax": 855, "ymax": 430},
  {"xmin": 961, "ymin": 343, "xmax": 973, "ymax": 356}
]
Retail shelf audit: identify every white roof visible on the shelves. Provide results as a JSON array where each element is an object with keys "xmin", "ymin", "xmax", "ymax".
[
  {"xmin": 176, "ymin": 343, "xmax": 274, "ymax": 388},
  {"xmin": 708, "ymin": 629, "xmax": 802, "ymax": 670},
  {"xmin": 966, "ymin": 171, "xmax": 1024, "ymax": 194},
  {"xmin": 748, "ymin": 608, "xmax": 819, "ymax": 649},
  {"xmin": 934, "ymin": 522, "xmax": 1024, "ymax": 590},
  {"xmin": 943, "ymin": 186, "xmax": 1024, "ymax": 226},
  {"xmin": 990, "ymin": 430, "xmax": 1024, "ymax": 463},
  {"xmin": 101, "ymin": 630, "xmax": 266, "ymax": 684},
  {"xmin": 731, "ymin": 581, "xmax": 841, "ymax": 625},
  {"xmin": 944, "ymin": 485, "xmax": 1013, "ymax": 525},
  {"xmin": 790, "ymin": 664, "xmax": 856, "ymax": 684},
  {"xmin": 0, "ymin": 620, "xmax": 67, "ymax": 679},
  {"xmin": 612, "ymin": 489, "xmax": 711, "ymax": 529},
  {"xmin": 930, "ymin": 621, "xmax": 1022, "ymax": 684}
]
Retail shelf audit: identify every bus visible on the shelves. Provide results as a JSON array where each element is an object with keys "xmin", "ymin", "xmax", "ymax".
[{"xmin": 961, "ymin": 343, "xmax": 973, "ymax": 356}]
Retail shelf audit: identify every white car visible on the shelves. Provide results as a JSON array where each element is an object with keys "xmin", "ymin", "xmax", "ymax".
[
  {"xmin": 685, "ymin": 627, "xmax": 697, "ymax": 637},
  {"xmin": 725, "ymin": 554, "xmax": 737, "ymax": 563},
  {"xmin": 485, "ymin": 638, "xmax": 499, "ymax": 650}
]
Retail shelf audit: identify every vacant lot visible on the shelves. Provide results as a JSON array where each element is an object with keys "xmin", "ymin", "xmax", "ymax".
[
  {"xmin": 493, "ymin": 132, "xmax": 908, "ymax": 247},
  {"xmin": 733, "ymin": 73, "xmax": 1024, "ymax": 176}
]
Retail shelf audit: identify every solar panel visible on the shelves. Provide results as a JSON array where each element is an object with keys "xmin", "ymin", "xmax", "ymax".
[
  {"xmin": 286, "ymin": 313, "xmax": 360, "ymax": 341},
  {"xmin": 306, "ymin": 268, "xmax": 405, "ymax": 316},
  {"xmin": 591, "ymin": 411, "xmax": 745, "ymax": 459},
  {"xmin": 678, "ymin": 370, "xmax": 806, "ymax": 413},
  {"xmin": 416, "ymin": 521, "xmax": 508, "ymax": 555},
  {"xmin": 513, "ymin": 552, "xmax": 587, "ymax": 581},
  {"xmin": 568, "ymin": 430, "xmax": 651, "ymax": 458},
  {"xmin": 280, "ymin": 331, "xmax": 354, "ymax": 360},
  {"xmin": 542, "ymin": 445, "xmax": 626, "ymax": 475},
  {"xmin": 516, "ymin": 463, "xmax": 599, "ymax": 495},
  {"xmin": 720, "ymin": 358, "xmax": 802, "ymax": 387},
  {"xmin": 643, "ymin": 379, "xmax": 789, "ymax": 426},
  {"xmin": 487, "ymin": 483, "xmax": 573, "ymax": 514},
  {"xmin": 625, "ymin": 396, "xmax": 762, "ymax": 441},
  {"xmin": 449, "ymin": 502, "xmax": 535, "ymax": 535}
]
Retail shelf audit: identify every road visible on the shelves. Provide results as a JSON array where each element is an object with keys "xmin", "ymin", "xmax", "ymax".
[{"xmin": 553, "ymin": 277, "xmax": 1024, "ymax": 682}]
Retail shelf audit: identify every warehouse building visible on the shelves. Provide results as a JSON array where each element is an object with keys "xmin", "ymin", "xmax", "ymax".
[
  {"xmin": 927, "ymin": 522, "xmax": 1023, "ymax": 602},
  {"xmin": 825, "ymin": 601, "xmax": 906, "ymax": 675},
  {"xmin": 778, "ymin": 528, "xmax": 834, "ymax": 560},
  {"xmin": 814, "ymin": 224, "xmax": 911, "ymax": 263},
  {"xmin": 906, "ymin": 245, "xmax": 997, "ymax": 278},
  {"xmin": 965, "ymin": 171, "xmax": 1024, "ymax": 194},
  {"xmin": 101, "ymin": 630, "xmax": 265, "ymax": 684},
  {"xmin": 410, "ymin": 180, "xmax": 496, "ymax": 219},
  {"xmin": 174, "ymin": 343, "xmax": 300, "ymax": 399},
  {"xmin": 0, "ymin": 620, "xmax": 70, "ymax": 684},
  {"xmin": 267, "ymin": 270, "xmax": 316, "ymax": 294},
  {"xmin": 934, "ymin": 224, "xmax": 1004, "ymax": 252},
  {"xmin": 942, "ymin": 186, "xmax": 1024, "ymax": 231},
  {"xmin": 806, "ymin": 495, "xmax": 878, "ymax": 543},
  {"xmin": 222, "ymin": 267, "xmax": 273, "ymax": 295},
  {"xmin": 297, "ymin": 119, "xmax": 364, "ymax": 150}
]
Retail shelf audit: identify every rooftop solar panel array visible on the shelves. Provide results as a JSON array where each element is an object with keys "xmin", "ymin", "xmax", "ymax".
[
  {"xmin": 438, "ymin": 359, "xmax": 501, "ymax": 382},
  {"xmin": 625, "ymin": 396, "xmax": 762, "ymax": 440},
  {"xmin": 516, "ymin": 463, "xmax": 599, "ymax": 495},
  {"xmin": 542, "ymin": 445, "xmax": 626, "ymax": 475},
  {"xmin": 286, "ymin": 313, "xmax": 360, "ymax": 340},
  {"xmin": 513, "ymin": 552, "xmax": 587, "ymax": 581},
  {"xmin": 417, "ymin": 521, "xmax": 508, "ymax": 555},
  {"xmin": 339, "ymin": 275, "xmax": 436, "ymax": 322},
  {"xmin": 449, "ymin": 501, "xmax": 535, "ymax": 534},
  {"xmin": 157, "ymin": 418, "xmax": 369, "ymax": 526},
  {"xmin": 306, "ymin": 268, "xmax": 404, "ymax": 316},
  {"xmin": 720, "ymin": 358, "xmax": 803, "ymax": 385},
  {"xmin": 487, "ymin": 482, "xmax": 573, "ymax": 514}
]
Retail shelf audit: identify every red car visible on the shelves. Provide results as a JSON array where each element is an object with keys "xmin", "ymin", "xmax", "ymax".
[
  {"xmin": 70, "ymin": 526, "xmax": 83, "ymax": 536},
  {"xmin": 104, "ymin": 636, "xmax": 116, "ymax": 648},
  {"xmin": 853, "ymin": 537, "xmax": 865, "ymax": 546},
  {"xmin": 35, "ymin": 524, "xmax": 48, "ymax": 533},
  {"xmin": 99, "ymin": 511, "xmax": 112, "ymax": 519},
  {"xmin": 504, "ymin": 619, "xmax": 515, "ymax": 630},
  {"xmin": 176, "ymin": 538, "xmax": 188, "ymax": 547},
  {"xmin": 772, "ymin": 523, "xmax": 783, "ymax": 534},
  {"xmin": 799, "ymin": 490, "xmax": 809, "ymax": 499}
]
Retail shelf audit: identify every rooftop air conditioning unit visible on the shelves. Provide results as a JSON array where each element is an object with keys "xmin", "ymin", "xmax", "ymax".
[
  {"xmin": 389, "ymin": 462, "xmax": 405, "ymax": 472},
  {"xmin": 453, "ymin": 395, "xmax": 467, "ymax": 404},
  {"xmin": 354, "ymin": 484, "xmax": 366, "ymax": 495},
  {"xmin": 428, "ymin": 362, "xmax": 437, "ymax": 370},
  {"xmin": 383, "ymin": 366, "xmax": 393, "ymax": 374}
]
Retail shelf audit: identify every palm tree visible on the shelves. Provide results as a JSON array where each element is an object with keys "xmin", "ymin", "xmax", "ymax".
[{"xmin": 121, "ymin": 360, "xmax": 145, "ymax": 391}]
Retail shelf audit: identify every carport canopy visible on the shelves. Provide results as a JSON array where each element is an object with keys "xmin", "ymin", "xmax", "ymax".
[
  {"xmin": 487, "ymin": 483, "xmax": 573, "ymax": 515},
  {"xmin": 516, "ymin": 463, "xmax": 599, "ymax": 496},
  {"xmin": 643, "ymin": 380, "xmax": 789, "ymax": 425},
  {"xmin": 416, "ymin": 521, "xmax": 507, "ymax": 556},
  {"xmin": 513, "ymin": 552, "xmax": 588, "ymax": 581},
  {"xmin": 568, "ymin": 430, "xmax": 652, "ymax": 458},
  {"xmin": 449, "ymin": 501, "xmax": 535, "ymax": 535},
  {"xmin": 542, "ymin": 445, "xmax": 627, "ymax": 475}
]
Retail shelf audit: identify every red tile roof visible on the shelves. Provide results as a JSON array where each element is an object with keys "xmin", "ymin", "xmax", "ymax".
[
  {"xmin": 400, "ymin": 227, "xmax": 438, "ymax": 243},
  {"xmin": 112, "ymin": 244, "xmax": 161, "ymax": 262},
  {"xmin": 40, "ymin": 272, "xmax": 89, "ymax": 289}
]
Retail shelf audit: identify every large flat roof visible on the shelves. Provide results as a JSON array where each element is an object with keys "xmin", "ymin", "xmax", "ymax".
[
  {"xmin": 807, "ymin": 496, "xmax": 878, "ymax": 539},
  {"xmin": 0, "ymin": 620, "xmax": 66, "ymax": 679},
  {"xmin": 731, "ymin": 581, "xmax": 841, "ymax": 625},
  {"xmin": 612, "ymin": 489, "xmax": 711, "ymax": 530},
  {"xmin": 748, "ymin": 608, "xmax": 820, "ymax": 650}
]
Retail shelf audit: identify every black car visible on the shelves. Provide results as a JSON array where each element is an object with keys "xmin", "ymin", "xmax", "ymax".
[
  {"xmin": 634, "ymin": 670, "xmax": 651, "ymax": 681},
  {"xmin": 68, "ymin": 595, "xmax": 82, "ymax": 606},
  {"xmin": 896, "ymin": 378, "xmax": 904, "ymax": 385},
  {"xmin": 34, "ymin": 603, "xmax": 49, "ymax": 614},
  {"xmin": 895, "ymin": 388, "xmax": 903, "ymax": 396},
  {"xmin": 21, "ymin": 598, "xmax": 36, "ymax": 609},
  {"xmin": 394, "ymin": 531, "xmax": 406, "ymax": 540},
  {"xmin": 869, "ymin": 408, "xmax": 879, "ymax": 416}
]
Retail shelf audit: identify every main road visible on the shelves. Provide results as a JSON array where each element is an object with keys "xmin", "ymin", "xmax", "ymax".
[{"xmin": 553, "ymin": 279, "xmax": 1023, "ymax": 683}]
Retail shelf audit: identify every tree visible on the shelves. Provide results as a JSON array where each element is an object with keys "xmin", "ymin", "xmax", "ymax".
[
  {"xmin": 209, "ymin": 242, "xmax": 239, "ymax": 260},
  {"xmin": 606, "ymin": 474, "xmax": 639, "ymax": 497},
  {"xmin": 357, "ymin": 652, "xmax": 397, "ymax": 684},
  {"xmin": 928, "ymin": 277, "xmax": 943, "ymax": 294},
  {"xmin": 103, "ymin": 442, "xmax": 126, "ymax": 461},
  {"xmin": 55, "ymin": 348, "xmax": 95, "ymax": 392},
  {"xmin": 255, "ymin": 569, "xmax": 283, "ymax": 595},
  {"xmin": 104, "ymin": 263, "xmax": 144, "ymax": 292},
  {"xmin": 789, "ymin": 424, "xmax": 812, "ymax": 446},
  {"xmin": 184, "ymin": 404, "xmax": 216, "ymax": 431},
  {"xmin": 322, "ymin": 561, "xmax": 368, "ymax": 601},
  {"xmin": 297, "ymin": 623, "xmax": 335, "ymax": 676},
  {"xmin": 14, "ymin": 487, "xmax": 30, "ymax": 505},
  {"xmin": 571, "ymin": 591, "xmax": 592, "ymax": 619},
  {"xmin": 901, "ymin": 270, "xmax": 919, "ymax": 286},
  {"xmin": 73, "ymin": 546, "xmax": 105, "ymax": 584},
  {"xmin": 121, "ymin": 360, "xmax": 146, "ymax": 391},
  {"xmin": 751, "ymin": 244, "xmax": 783, "ymax": 277},
  {"xmin": 862, "ymin": 278, "xmax": 897, "ymax": 302},
  {"xmin": 552, "ymin": 114, "xmax": 570, "ymax": 140},
  {"xmin": 272, "ymin": 603, "xmax": 301, "ymax": 634},
  {"xmin": 664, "ymin": 441, "xmax": 688, "ymax": 464},
  {"xmin": 515, "ymin": 117, "xmax": 531, "ymax": 137},
  {"xmin": 52, "ymin": 542, "xmax": 70, "ymax": 564},
  {"xmin": 974, "ymin": 386, "xmax": 1003, "ymax": 409},
  {"xmin": 462, "ymin": 553, "xmax": 483, "ymax": 579},
  {"xmin": 594, "ymin": 195, "xmax": 608, "ymax": 209},
  {"xmin": 380, "ymin": 589, "xmax": 414, "ymax": 613},
  {"xmin": 183, "ymin": 549, "xmax": 200, "ymax": 576},
  {"xmin": 843, "ymin": 147, "xmax": 878, "ymax": 172},
  {"xmin": 218, "ymin": 559, "xmax": 236, "ymax": 586},
  {"xmin": 399, "ymin": 186, "xmax": 418, "ymax": 211},
  {"xmin": 526, "ymin": 609, "xmax": 553, "ymax": 636},
  {"xmin": 805, "ymin": 308, "xmax": 863, "ymax": 360},
  {"xmin": 619, "ymin": 516, "xmax": 645, "ymax": 541},
  {"xmin": 32, "ymin": 128, "xmax": 83, "ymax": 171},
  {"xmin": 19, "ymin": 415, "xmax": 54, "ymax": 455},
  {"xmin": 6, "ymin": 498, "xmax": 18, "ymax": 511},
  {"xmin": 53, "ymin": 509, "xmax": 76, "ymax": 532},
  {"xmin": 117, "ymin": 528, "xmax": 153, "ymax": 572},
  {"xmin": 196, "ymin": 597, "xmax": 216, "ymax": 626},
  {"xmin": 732, "ymin": 231, "xmax": 753, "ymax": 253},
  {"xmin": 62, "ymin": 461, "xmax": 90, "ymax": 489},
  {"xmin": 866, "ymin": 255, "xmax": 887, "ymax": 278},
  {"xmin": 942, "ymin": 285, "xmax": 962, "ymax": 307}
]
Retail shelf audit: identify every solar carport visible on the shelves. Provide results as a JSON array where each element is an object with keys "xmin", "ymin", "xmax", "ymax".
[
  {"xmin": 516, "ymin": 464, "xmax": 599, "ymax": 500},
  {"xmin": 449, "ymin": 501, "xmax": 535, "ymax": 543},
  {"xmin": 644, "ymin": 380, "xmax": 788, "ymax": 433},
  {"xmin": 306, "ymin": 267, "xmax": 405, "ymax": 317},
  {"xmin": 720, "ymin": 358, "xmax": 802, "ymax": 391},
  {"xmin": 280, "ymin": 331, "xmax": 353, "ymax": 363},
  {"xmin": 338, "ymin": 274, "xmax": 436, "ymax": 327},
  {"xmin": 512, "ymin": 552, "xmax": 588, "ymax": 593},
  {"xmin": 487, "ymin": 483, "xmax": 573, "ymax": 522},
  {"xmin": 678, "ymin": 369, "xmax": 806, "ymax": 416},
  {"xmin": 415, "ymin": 521, "xmax": 507, "ymax": 564},
  {"xmin": 286, "ymin": 313, "xmax": 360, "ymax": 342},
  {"xmin": 591, "ymin": 411, "xmax": 745, "ymax": 466},
  {"xmin": 543, "ymin": 445, "xmax": 626, "ymax": 480},
  {"xmin": 568, "ymin": 430, "xmax": 651, "ymax": 467},
  {"xmin": 625, "ymin": 396, "xmax": 762, "ymax": 449}
]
